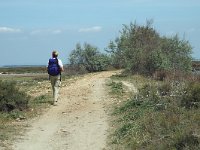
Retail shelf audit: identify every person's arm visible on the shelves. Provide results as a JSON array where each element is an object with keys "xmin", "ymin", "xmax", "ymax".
[
  {"xmin": 47, "ymin": 60, "xmax": 49, "ymax": 72},
  {"xmin": 58, "ymin": 59, "xmax": 64, "ymax": 72},
  {"xmin": 60, "ymin": 66, "xmax": 64, "ymax": 72}
]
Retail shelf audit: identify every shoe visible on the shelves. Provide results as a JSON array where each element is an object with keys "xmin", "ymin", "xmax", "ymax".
[
  {"xmin": 53, "ymin": 103, "xmax": 58, "ymax": 106},
  {"xmin": 53, "ymin": 100, "xmax": 58, "ymax": 106}
]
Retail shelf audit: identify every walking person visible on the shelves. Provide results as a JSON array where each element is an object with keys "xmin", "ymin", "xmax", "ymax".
[{"xmin": 47, "ymin": 50, "xmax": 64, "ymax": 105}]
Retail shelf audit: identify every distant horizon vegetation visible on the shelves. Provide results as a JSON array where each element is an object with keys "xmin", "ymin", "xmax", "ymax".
[
  {"xmin": 1, "ymin": 53, "xmax": 200, "ymax": 69},
  {"xmin": 1, "ymin": 58, "xmax": 200, "ymax": 68}
]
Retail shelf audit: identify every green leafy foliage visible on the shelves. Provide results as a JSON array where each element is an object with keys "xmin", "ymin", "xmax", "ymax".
[
  {"xmin": 108, "ymin": 20, "xmax": 192, "ymax": 75},
  {"xmin": 0, "ymin": 80, "xmax": 30, "ymax": 112},
  {"xmin": 69, "ymin": 43, "xmax": 111, "ymax": 72}
]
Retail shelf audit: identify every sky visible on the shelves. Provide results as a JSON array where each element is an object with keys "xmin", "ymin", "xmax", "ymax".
[{"xmin": 0, "ymin": 0, "xmax": 200, "ymax": 66}]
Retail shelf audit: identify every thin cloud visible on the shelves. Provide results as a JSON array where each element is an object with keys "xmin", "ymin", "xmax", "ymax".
[
  {"xmin": 30, "ymin": 29, "xmax": 62, "ymax": 35},
  {"xmin": 52, "ymin": 29, "xmax": 62, "ymax": 34},
  {"xmin": 78, "ymin": 26, "xmax": 102, "ymax": 33},
  {"xmin": 0, "ymin": 27, "xmax": 21, "ymax": 33},
  {"xmin": 30, "ymin": 30, "xmax": 42, "ymax": 35}
]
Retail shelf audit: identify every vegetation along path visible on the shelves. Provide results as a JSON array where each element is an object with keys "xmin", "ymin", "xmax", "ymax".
[{"xmin": 12, "ymin": 71, "xmax": 118, "ymax": 150}]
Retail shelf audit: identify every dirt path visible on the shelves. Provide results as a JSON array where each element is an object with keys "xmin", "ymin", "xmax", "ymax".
[{"xmin": 12, "ymin": 71, "xmax": 117, "ymax": 150}]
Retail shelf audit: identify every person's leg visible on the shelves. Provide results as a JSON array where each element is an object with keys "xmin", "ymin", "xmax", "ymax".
[
  {"xmin": 51, "ymin": 75, "xmax": 61, "ymax": 104},
  {"xmin": 54, "ymin": 78, "xmax": 60, "ymax": 102},
  {"xmin": 50, "ymin": 76, "xmax": 56, "ymax": 104}
]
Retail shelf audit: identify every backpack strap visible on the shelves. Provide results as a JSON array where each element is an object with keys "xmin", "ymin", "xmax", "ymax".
[{"xmin": 56, "ymin": 58, "xmax": 62, "ymax": 81}]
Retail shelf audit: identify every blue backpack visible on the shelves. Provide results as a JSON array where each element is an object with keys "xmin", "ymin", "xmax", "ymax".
[{"xmin": 48, "ymin": 58, "xmax": 61, "ymax": 76}]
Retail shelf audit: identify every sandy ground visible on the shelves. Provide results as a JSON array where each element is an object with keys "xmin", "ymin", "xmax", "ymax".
[{"xmin": 10, "ymin": 71, "xmax": 117, "ymax": 150}]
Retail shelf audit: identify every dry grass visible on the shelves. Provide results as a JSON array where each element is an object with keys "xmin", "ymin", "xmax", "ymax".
[
  {"xmin": 0, "ymin": 70, "xmax": 78, "ymax": 148},
  {"xmin": 107, "ymin": 73, "xmax": 200, "ymax": 150}
]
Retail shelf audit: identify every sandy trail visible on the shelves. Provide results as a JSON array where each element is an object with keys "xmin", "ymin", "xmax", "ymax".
[{"xmin": 12, "ymin": 71, "xmax": 116, "ymax": 150}]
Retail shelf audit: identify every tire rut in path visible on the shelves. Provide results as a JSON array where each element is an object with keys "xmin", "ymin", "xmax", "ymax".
[{"xmin": 12, "ymin": 71, "xmax": 116, "ymax": 150}]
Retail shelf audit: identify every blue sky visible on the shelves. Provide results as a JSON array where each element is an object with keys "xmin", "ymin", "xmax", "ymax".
[{"xmin": 0, "ymin": 0, "xmax": 200, "ymax": 66}]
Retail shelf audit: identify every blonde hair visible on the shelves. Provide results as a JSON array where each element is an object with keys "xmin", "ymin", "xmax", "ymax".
[{"xmin": 52, "ymin": 50, "xmax": 58, "ymax": 58}]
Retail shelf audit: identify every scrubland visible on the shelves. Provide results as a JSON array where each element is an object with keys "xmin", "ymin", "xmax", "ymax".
[{"xmin": 107, "ymin": 72, "xmax": 200, "ymax": 150}]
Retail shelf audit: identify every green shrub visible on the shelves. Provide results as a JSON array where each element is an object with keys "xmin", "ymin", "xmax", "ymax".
[
  {"xmin": 0, "ymin": 80, "xmax": 30, "ymax": 112},
  {"xmin": 69, "ymin": 43, "xmax": 111, "ymax": 72},
  {"xmin": 108, "ymin": 20, "xmax": 192, "ymax": 75}
]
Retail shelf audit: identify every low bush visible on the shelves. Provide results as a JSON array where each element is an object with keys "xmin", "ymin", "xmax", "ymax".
[
  {"xmin": 181, "ymin": 82, "xmax": 200, "ymax": 109},
  {"xmin": 158, "ymin": 81, "xmax": 171, "ymax": 96},
  {"xmin": 110, "ymin": 81, "xmax": 200, "ymax": 149},
  {"xmin": 0, "ymin": 80, "xmax": 30, "ymax": 112}
]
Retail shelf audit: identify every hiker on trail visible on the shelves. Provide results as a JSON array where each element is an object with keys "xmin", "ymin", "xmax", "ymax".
[{"xmin": 47, "ymin": 50, "xmax": 64, "ymax": 105}]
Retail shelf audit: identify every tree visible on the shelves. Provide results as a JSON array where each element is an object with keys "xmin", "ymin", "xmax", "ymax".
[
  {"xmin": 69, "ymin": 43, "xmax": 84, "ymax": 65},
  {"xmin": 69, "ymin": 43, "xmax": 110, "ymax": 72},
  {"xmin": 160, "ymin": 35, "xmax": 192, "ymax": 72},
  {"xmin": 108, "ymin": 20, "xmax": 192, "ymax": 75}
]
